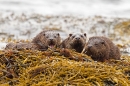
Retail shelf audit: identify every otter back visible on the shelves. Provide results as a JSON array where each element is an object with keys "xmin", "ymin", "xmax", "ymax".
[
  {"xmin": 5, "ymin": 43, "xmax": 17, "ymax": 50},
  {"xmin": 5, "ymin": 42, "xmax": 38, "ymax": 50}
]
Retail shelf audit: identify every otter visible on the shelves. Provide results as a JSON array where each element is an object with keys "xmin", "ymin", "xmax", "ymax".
[
  {"xmin": 5, "ymin": 30, "xmax": 61, "ymax": 51},
  {"xmin": 15, "ymin": 43, "xmax": 37, "ymax": 50},
  {"xmin": 84, "ymin": 36, "xmax": 121, "ymax": 62},
  {"xmin": 5, "ymin": 42, "xmax": 37, "ymax": 50},
  {"xmin": 32, "ymin": 29, "xmax": 61, "ymax": 51},
  {"xmin": 61, "ymin": 33, "xmax": 87, "ymax": 53}
]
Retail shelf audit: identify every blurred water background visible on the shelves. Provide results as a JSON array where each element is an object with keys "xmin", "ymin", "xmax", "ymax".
[
  {"xmin": 0, "ymin": 0, "xmax": 130, "ymax": 50},
  {"xmin": 0, "ymin": 0, "xmax": 130, "ymax": 18}
]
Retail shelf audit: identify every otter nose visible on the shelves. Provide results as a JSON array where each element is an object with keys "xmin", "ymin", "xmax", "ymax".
[
  {"xmin": 87, "ymin": 45, "xmax": 92, "ymax": 49},
  {"xmin": 75, "ymin": 37, "xmax": 80, "ymax": 40},
  {"xmin": 49, "ymin": 39, "xmax": 53, "ymax": 41}
]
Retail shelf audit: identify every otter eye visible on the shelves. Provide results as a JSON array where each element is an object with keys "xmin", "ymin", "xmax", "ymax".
[
  {"xmin": 46, "ymin": 36, "xmax": 49, "ymax": 38},
  {"xmin": 80, "ymin": 35, "xmax": 83, "ymax": 38},
  {"xmin": 54, "ymin": 36, "xmax": 57, "ymax": 38},
  {"xmin": 101, "ymin": 41, "xmax": 104, "ymax": 44}
]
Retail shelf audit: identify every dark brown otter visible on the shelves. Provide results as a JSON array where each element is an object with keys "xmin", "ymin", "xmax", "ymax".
[
  {"xmin": 5, "ymin": 30, "xmax": 61, "ymax": 51},
  {"xmin": 84, "ymin": 36, "xmax": 121, "ymax": 62},
  {"xmin": 61, "ymin": 33, "xmax": 87, "ymax": 53},
  {"xmin": 5, "ymin": 42, "xmax": 37, "ymax": 50},
  {"xmin": 32, "ymin": 30, "xmax": 61, "ymax": 51},
  {"xmin": 15, "ymin": 43, "xmax": 37, "ymax": 50}
]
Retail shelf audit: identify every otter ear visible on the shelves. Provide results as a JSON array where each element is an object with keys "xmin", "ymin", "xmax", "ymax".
[
  {"xmin": 69, "ymin": 34, "xmax": 72, "ymax": 37},
  {"xmin": 43, "ymin": 33, "xmax": 46, "ymax": 36},
  {"xmin": 84, "ymin": 33, "xmax": 87, "ymax": 37},
  {"xmin": 57, "ymin": 33, "xmax": 60, "ymax": 36}
]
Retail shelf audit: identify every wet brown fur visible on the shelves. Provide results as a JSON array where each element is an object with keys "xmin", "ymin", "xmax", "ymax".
[
  {"xmin": 61, "ymin": 33, "xmax": 87, "ymax": 53},
  {"xmin": 84, "ymin": 36, "xmax": 121, "ymax": 62},
  {"xmin": 5, "ymin": 42, "xmax": 37, "ymax": 50},
  {"xmin": 32, "ymin": 30, "xmax": 61, "ymax": 51},
  {"xmin": 5, "ymin": 30, "xmax": 61, "ymax": 51},
  {"xmin": 5, "ymin": 43, "xmax": 17, "ymax": 50}
]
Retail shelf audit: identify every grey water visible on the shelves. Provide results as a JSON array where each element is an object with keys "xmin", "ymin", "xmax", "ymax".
[{"xmin": 0, "ymin": 0, "xmax": 130, "ymax": 18}]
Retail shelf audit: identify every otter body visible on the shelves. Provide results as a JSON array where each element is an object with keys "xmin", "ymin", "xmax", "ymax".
[
  {"xmin": 5, "ymin": 43, "xmax": 17, "ymax": 50},
  {"xmin": 5, "ymin": 42, "xmax": 37, "ymax": 50},
  {"xmin": 61, "ymin": 33, "xmax": 87, "ymax": 53},
  {"xmin": 32, "ymin": 30, "xmax": 61, "ymax": 51},
  {"xmin": 84, "ymin": 36, "xmax": 120, "ymax": 62}
]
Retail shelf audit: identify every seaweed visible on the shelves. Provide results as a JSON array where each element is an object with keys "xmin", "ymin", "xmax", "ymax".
[{"xmin": 0, "ymin": 48, "xmax": 130, "ymax": 86}]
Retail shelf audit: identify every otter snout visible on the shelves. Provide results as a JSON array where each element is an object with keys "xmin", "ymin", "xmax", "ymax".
[
  {"xmin": 49, "ymin": 38, "xmax": 54, "ymax": 41},
  {"xmin": 87, "ymin": 45, "xmax": 92, "ymax": 49},
  {"xmin": 75, "ymin": 37, "xmax": 80, "ymax": 40}
]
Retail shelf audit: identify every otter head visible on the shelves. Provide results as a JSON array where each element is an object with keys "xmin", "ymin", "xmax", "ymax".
[
  {"xmin": 42, "ymin": 31, "xmax": 61, "ymax": 48},
  {"xmin": 68, "ymin": 33, "xmax": 87, "ymax": 52},
  {"xmin": 86, "ymin": 37, "xmax": 108, "ymax": 61}
]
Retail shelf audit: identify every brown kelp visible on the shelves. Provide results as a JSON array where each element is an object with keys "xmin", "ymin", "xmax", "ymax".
[{"xmin": 0, "ymin": 48, "xmax": 130, "ymax": 86}]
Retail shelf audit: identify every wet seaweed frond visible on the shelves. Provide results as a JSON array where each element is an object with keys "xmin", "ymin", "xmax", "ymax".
[
  {"xmin": 0, "ymin": 49, "xmax": 130, "ymax": 86},
  {"xmin": 114, "ymin": 21, "xmax": 130, "ymax": 36}
]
